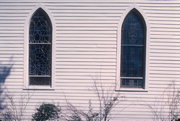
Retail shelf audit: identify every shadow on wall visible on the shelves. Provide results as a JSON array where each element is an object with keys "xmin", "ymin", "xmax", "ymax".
[{"xmin": 0, "ymin": 57, "xmax": 13, "ymax": 111}]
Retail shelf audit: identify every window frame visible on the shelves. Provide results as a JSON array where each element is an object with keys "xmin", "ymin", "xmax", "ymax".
[
  {"xmin": 116, "ymin": 7, "xmax": 149, "ymax": 92},
  {"xmin": 24, "ymin": 6, "xmax": 56, "ymax": 90}
]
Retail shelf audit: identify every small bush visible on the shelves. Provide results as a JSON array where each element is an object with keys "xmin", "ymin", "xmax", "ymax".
[{"xmin": 32, "ymin": 103, "xmax": 61, "ymax": 121}]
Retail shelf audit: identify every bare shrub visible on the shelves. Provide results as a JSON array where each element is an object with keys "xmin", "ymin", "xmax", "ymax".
[
  {"xmin": 93, "ymin": 80, "xmax": 119, "ymax": 121},
  {"xmin": 64, "ymin": 80, "xmax": 120, "ymax": 121},
  {"xmin": 1, "ymin": 91, "xmax": 32, "ymax": 121},
  {"xmin": 64, "ymin": 100, "xmax": 99, "ymax": 121},
  {"xmin": 148, "ymin": 81, "xmax": 180, "ymax": 121}
]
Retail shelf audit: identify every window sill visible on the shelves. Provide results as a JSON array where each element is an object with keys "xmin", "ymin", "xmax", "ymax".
[
  {"xmin": 115, "ymin": 88, "xmax": 148, "ymax": 92},
  {"xmin": 23, "ymin": 85, "xmax": 55, "ymax": 91}
]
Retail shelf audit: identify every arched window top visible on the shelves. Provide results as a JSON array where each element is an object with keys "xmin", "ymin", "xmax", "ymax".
[
  {"xmin": 122, "ymin": 9, "xmax": 146, "ymax": 45},
  {"xmin": 29, "ymin": 8, "xmax": 52, "ymax": 86},
  {"xmin": 120, "ymin": 9, "xmax": 146, "ymax": 88},
  {"xmin": 122, "ymin": 9, "xmax": 146, "ymax": 29},
  {"xmin": 30, "ymin": 8, "xmax": 52, "ymax": 44}
]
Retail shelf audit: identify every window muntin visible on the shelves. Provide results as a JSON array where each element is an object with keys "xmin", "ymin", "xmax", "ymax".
[
  {"xmin": 120, "ymin": 9, "xmax": 146, "ymax": 88},
  {"xmin": 29, "ymin": 8, "xmax": 52, "ymax": 86}
]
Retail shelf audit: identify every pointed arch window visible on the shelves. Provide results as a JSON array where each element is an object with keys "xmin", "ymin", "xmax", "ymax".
[
  {"xmin": 29, "ymin": 8, "xmax": 52, "ymax": 86},
  {"xmin": 120, "ymin": 9, "xmax": 146, "ymax": 88}
]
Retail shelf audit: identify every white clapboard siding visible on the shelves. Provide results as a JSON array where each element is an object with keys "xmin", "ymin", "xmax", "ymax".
[{"xmin": 1, "ymin": 0, "xmax": 180, "ymax": 121}]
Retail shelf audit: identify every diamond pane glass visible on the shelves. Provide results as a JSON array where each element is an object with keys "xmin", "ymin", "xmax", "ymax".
[
  {"xmin": 120, "ymin": 9, "xmax": 146, "ymax": 88},
  {"xmin": 29, "ymin": 8, "xmax": 52, "ymax": 86},
  {"xmin": 29, "ymin": 44, "xmax": 51, "ymax": 75}
]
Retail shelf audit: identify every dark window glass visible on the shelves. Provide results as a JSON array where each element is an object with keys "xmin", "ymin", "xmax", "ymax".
[
  {"xmin": 29, "ymin": 8, "xmax": 52, "ymax": 86},
  {"xmin": 120, "ymin": 9, "xmax": 146, "ymax": 88}
]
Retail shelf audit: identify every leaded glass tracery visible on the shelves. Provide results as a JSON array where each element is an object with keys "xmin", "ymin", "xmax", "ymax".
[
  {"xmin": 29, "ymin": 8, "xmax": 52, "ymax": 86},
  {"xmin": 120, "ymin": 9, "xmax": 146, "ymax": 88}
]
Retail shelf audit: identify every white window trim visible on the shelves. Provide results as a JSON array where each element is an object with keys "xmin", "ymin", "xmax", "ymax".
[
  {"xmin": 116, "ymin": 5, "xmax": 149, "ymax": 92},
  {"xmin": 24, "ymin": 4, "xmax": 56, "ymax": 90}
]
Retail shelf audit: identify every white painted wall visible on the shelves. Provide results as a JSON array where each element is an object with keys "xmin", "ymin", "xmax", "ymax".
[{"xmin": 0, "ymin": 0, "xmax": 180, "ymax": 120}]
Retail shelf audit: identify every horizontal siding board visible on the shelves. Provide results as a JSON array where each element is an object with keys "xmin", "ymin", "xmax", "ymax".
[
  {"xmin": 56, "ymin": 73, "xmax": 116, "ymax": 76},
  {"xmin": 57, "ymin": 30, "xmax": 116, "ymax": 34},
  {"xmin": 56, "ymin": 70, "xmax": 116, "ymax": 73},
  {"xmin": 56, "ymin": 50, "xmax": 116, "ymax": 53},
  {"xmin": 51, "ymin": 9, "xmax": 124, "ymax": 13},
  {"xmin": 56, "ymin": 37, "xmax": 116, "ymax": 41},
  {"xmin": 56, "ymin": 24, "xmax": 117, "ymax": 27},
  {"xmin": 52, "ymin": 13, "xmax": 123, "ymax": 17},
  {"xmin": 42, "ymin": 2, "xmax": 131, "ymax": 5},
  {"xmin": 57, "ymin": 27, "xmax": 117, "ymax": 30},
  {"xmin": 55, "ymin": 20, "xmax": 120, "ymax": 24},
  {"xmin": 56, "ymin": 41, "xmax": 116, "ymax": 45},
  {"xmin": 56, "ymin": 62, "xmax": 116, "ymax": 65},
  {"xmin": 56, "ymin": 51, "xmax": 116, "ymax": 55}
]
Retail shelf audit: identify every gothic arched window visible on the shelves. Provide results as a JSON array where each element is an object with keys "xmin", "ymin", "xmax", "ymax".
[
  {"xmin": 120, "ymin": 9, "xmax": 146, "ymax": 88},
  {"xmin": 29, "ymin": 8, "xmax": 52, "ymax": 86}
]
